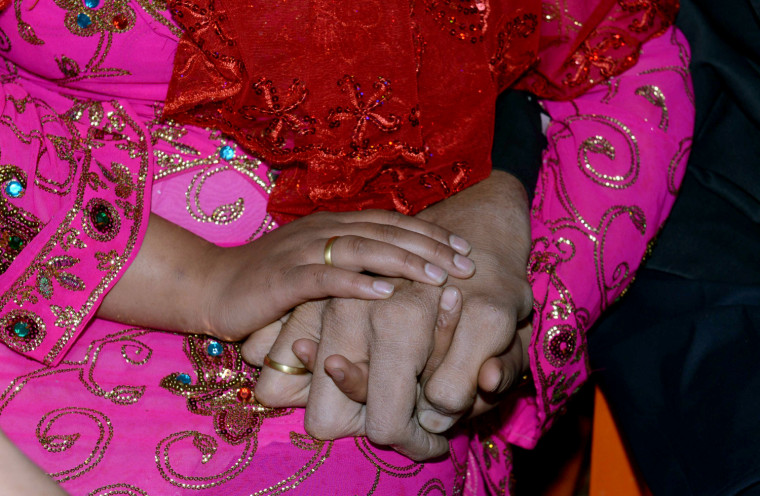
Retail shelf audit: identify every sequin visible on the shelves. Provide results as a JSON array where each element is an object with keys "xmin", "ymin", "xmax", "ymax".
[
  {"xmin": 219, "ymin": 145, "xmax": 235, "ymax": 161},
  {"xmin": 206, "ymin": 341, "xmax": 223, "ymax": 357},
  {"xmin": 176, "ymin": 373, "xmax": 192, "ymax": 384},
  {"xmin": 84, "ymin": 0, "xmax": 100, "ymax": 8},
  {"xmin": 12, "ymin": 321, "xmax": 29, "ymax": 338},
  {"xmin": 5, "ymin": 180, "xmax": 23, "ymax": 198},
  {"xmin": 112, "ymin": 14, "xmax": 129, "ymax": 30},
  {"xmin": 76, "ymin": 13, "xmax": 92, "ymax": 29},
  {"xmin": 543, "ymin": 326, "xmax": 577, "ymax": 367}
]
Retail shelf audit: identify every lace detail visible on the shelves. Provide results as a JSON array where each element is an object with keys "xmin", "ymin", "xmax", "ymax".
[{"xmin": 165, "ymin": 0, "xmax": 677, "ymax": 222}]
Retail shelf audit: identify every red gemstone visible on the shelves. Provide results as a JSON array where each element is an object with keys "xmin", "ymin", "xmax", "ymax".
[
  {"xmin": 112, "ymin": 14, "xmax": 128, "ymax": 30},
  {"xmin": 237, "ymin": 386, "xmax": 252, "ymax": 402}
]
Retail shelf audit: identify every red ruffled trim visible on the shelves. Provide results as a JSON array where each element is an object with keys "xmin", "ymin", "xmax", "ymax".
[{"xmin": 164, "ymin": 0, "xmax": 677, "ymax": 223}]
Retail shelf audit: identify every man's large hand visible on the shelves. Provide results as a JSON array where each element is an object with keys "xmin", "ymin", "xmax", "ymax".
[{"xmin": 247, "ymin": 171, "xmax": 533, "ymax": 460}]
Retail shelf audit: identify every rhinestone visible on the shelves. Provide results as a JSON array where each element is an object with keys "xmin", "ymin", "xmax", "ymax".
[
  {"xmin": 12, "ymin": 321, "xmax": 29, "ymax": 338},
  {"xmin": 237, "ymin": 386, "xmax": 252, "ymax": 402},
  {"xmin": 111, "ymin": 14, "xmax": 128, "ymax": 30},
  {"xmin": 8, "ymin": 236, "xmax": 23, "ymax": 251},
  {"xmin": 5, "ymin": 180, "xmax": 23, "ymax": 198},
  {"xmin": 219, "ymin": 145, "xmax": 235, "ymax": 161},
  {"xmin": 76, "ymin": 13, "xmax": 92, "ymax": 29},
  {"xmin": 91, "ymin": 206, "xmax": 113, "ymax": 232},
  {"xmin": 176, "ymin": 373, "xmax": 192, "ymax": 384},
  {"xmin": 207, "ymin": 341, "xmax": 223, "ymax": 357},
  {"xmin": 85, "ymin": 0, "xmax": 99, "ymax": 7}
]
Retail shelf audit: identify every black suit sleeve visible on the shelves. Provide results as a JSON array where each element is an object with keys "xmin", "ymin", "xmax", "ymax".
[{"xmin": 490, "ymin": 90, "xmax": 545, "ymax": 202}]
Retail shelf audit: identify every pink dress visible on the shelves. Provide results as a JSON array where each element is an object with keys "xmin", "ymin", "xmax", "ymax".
[{"xmin": 0, "ymin": 2, "xmax": 693, "ymax": 494}]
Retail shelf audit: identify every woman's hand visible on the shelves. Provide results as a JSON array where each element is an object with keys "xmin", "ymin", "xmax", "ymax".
[
  {"xmin": 99, "ymin": 210, "xmax": 475, "ymax": 341},
  {"xmin": 243, "ymin": 171, "xmax": 533, "ymax": 460}
]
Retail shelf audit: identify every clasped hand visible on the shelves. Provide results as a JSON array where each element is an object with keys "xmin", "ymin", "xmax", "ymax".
[{"xmin": 242, "ymin": 172, "xmax": 534, "ymax": 461}]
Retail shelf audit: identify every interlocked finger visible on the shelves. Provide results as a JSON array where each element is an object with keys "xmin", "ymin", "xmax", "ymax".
[{"xmin": 253, "ymin": 301, "xmax": 326, "ymax": 408}]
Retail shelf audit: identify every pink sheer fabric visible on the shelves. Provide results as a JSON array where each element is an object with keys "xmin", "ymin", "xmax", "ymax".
[{"xmin": 0, "ymin": 1, "xmax": 692, "ymax": 494}]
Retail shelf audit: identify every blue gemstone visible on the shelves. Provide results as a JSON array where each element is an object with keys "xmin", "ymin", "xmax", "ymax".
[
  {"xmin": 176, "ymin": 373, "xmax": 192, "ymax": 384},
  {"xmin": 207, "ymin": 341, "xmax": 223, "ymax": 357},
  {"xmin": 219, "ymin": 145, "xmax": 235, "ymax": 161},
  {"xmin": 13, "ymin": 322, "xmax": 29, "ymax": 338},
  {"xmin": 84, "ymin": 0, "xmax": 99, "ymax": 8},
  {"xmin": 5, "ymin": 180, "xmax": 23, "ymax": 198},
  {"xmin": 77, "ymin": 13, "xmax": 92, "ymax": 29}
]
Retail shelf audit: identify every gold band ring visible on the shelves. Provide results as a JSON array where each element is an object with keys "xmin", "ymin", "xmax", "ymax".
[
  {"xmin": 264, "ymin": 354, "xmax": 308, "ymax": 375},
  {"xmin": 323, "ymin": 236, "xmax": 339, "ymax": 267}
]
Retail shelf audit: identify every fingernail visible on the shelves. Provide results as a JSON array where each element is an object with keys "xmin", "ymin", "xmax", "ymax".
[
  {"xmin": 449, "ymin": 235, "xmax": 471, "ymax": 255},
  {"xmin": 440, "ymin": 287, "xmax": 458, "ymax": 311},
  {"xmin": 326, "ymin": 366, "xmax": 345, "ymax": 383},
  {"xmin": 372, "ymin": 280, "xmax": 394, "ymax": 295},
  {"xmin": 418, "ymin": 410, "xmax": 456, "ymax": 434},
  {"xmin": 453, "ymin": 254, "xmax": 475, "ymax": 273},
  {"xmin": 424, "ymin": 263, "xmax": 447, "ymax": 283}
]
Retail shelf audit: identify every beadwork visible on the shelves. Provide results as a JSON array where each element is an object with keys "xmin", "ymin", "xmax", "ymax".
[{"xmin": 83, "ymin": 198, "xmax": 121, "ymax": 242}]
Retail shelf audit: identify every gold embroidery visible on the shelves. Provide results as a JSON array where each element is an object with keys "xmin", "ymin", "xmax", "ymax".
[
  {"xmin": 37, "ymin": 407, "xmax": 113, "ymax": 482},
  {"xmin": 635, "ymin": 85, "xmax": 668, "ymax": 130},
  {"xmin": 88, "ymin": 484, "xmax": 149, "ymax": 496}
]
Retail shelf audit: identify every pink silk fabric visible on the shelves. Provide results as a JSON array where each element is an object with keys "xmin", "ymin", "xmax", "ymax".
[{"xmin": 0, "ymin": 2, "xmax": 692, "ymax": 494}]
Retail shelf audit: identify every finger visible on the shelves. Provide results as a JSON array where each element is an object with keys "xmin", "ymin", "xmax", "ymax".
[
  {"xmin": 240, "ymin": 315, "xmax": 288, "ymax": 367},
  {"xmin": 304, "ymin": 298, "xmax": 372, "ymax": 442},
  {"xmin": 416, "ymin": 286, "xmax": 464, "ymax": 433},
  {"xmin": 254, "ymin": 301, "xmax": 325, "ymax": 408},
  {"xmin": 331, "ymin": 209, "xmax": 472, "ymax": 255},
  {"xmin": 292, "ymin": 338, "xmax": 319, "ymax": 372},
  {"xmin": 316, "ymin": 233, "xmax": 474, "ymax": 281},
  {"xmin": 477, "ymin": 320, "xmax": 533, "ymax": 394},
  {"xmin": 333, "ymin": 225, "xmax": 476, "ymax": 279},
  {"xmin": 421, "ymin": 294, "xmax": 519, "ymax": 430},
  {"xmin": 469, "ymin": 321, "xmax": 533, "ymax": 418},
  {"xmin": 420, "ymin": 286, "xmax": 461, "ymax": 378},
  {"xmin": 324, "ymin": 354, "xmax": 369, "ymax": 404},
  {"xmin": 363, "ymin": 292, "xmax": 449, "ymax": 460}
]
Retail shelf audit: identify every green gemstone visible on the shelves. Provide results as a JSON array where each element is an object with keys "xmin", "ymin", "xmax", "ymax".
[
  {"xmin": 93, "ymin": 210, "xmax": 111, "ymax": 229},
  {"xmin": 8, "ymin": 236, "xmax": 23, "ymax": 250},
  {"xmin": 13, "ymin": 321, "xmax": 29, "ymax": 338}
]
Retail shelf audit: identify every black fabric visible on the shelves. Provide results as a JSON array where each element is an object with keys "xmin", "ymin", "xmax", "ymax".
[
  {"xmin": 646, "ymin": 0, "xmax": 760, "ymax": 283},
  {"xmin": 590, "ymin": 269, "xmax": 760, "ymax": 495},
  {"xmin": 490, "ymin": 90, "xmax": 544, "ymax": 201},
  {"xmin": 589, "ymin": 1, "xmax": 760, "ymax": 493}
]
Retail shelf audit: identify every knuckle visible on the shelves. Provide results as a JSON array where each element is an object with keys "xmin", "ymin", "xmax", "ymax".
[
  {"xmin": 400, "ymin": 250, "xmax": 417, "ymax": 272},
  {"xmin": 425, "ymin": 377, "xmax": 475, "ymax": 414},
  {"xmin": 255, "ymin": 377, "xmax": 293, "ymax": 407},
  {"xmin": 303, "ymin": 420, "xmax": 335, "ymax": 441},
  {"xmin": 365, "ymin": 422, "xmax": 400, "ymax": 446},
  {"xmin": 309, "ymin": 266, "xmax": 331, "ymax": 290},
  {"xmin": 376, "ymin": 223, "xmax": 400, "ymax": 245},
  {"xmin": 378, "ymin": 209, "xmax": 403, "ymax": 227},
  {"xmin": 346, "ymin": 235, "xmax": 369, "ymax": 258},
  {"xmin": 475, "ymin": 300, "xmax": 511, "ymax": 333},
  {"xmin": 304, "ymin": 413, "xmax": 342, "ymax": 441},
  {"xmin": 432, "ymin": 240, "xmax": 451, "ymax": 263}
]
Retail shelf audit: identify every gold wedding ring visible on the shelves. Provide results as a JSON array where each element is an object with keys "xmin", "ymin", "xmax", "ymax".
[
  {"xmin": 264, "ymin": 354, "xmax": 308, "ymax": 375},
  {"xmin": 323, "ymin": 235, "xmax": 339, "ymax": 266}
]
